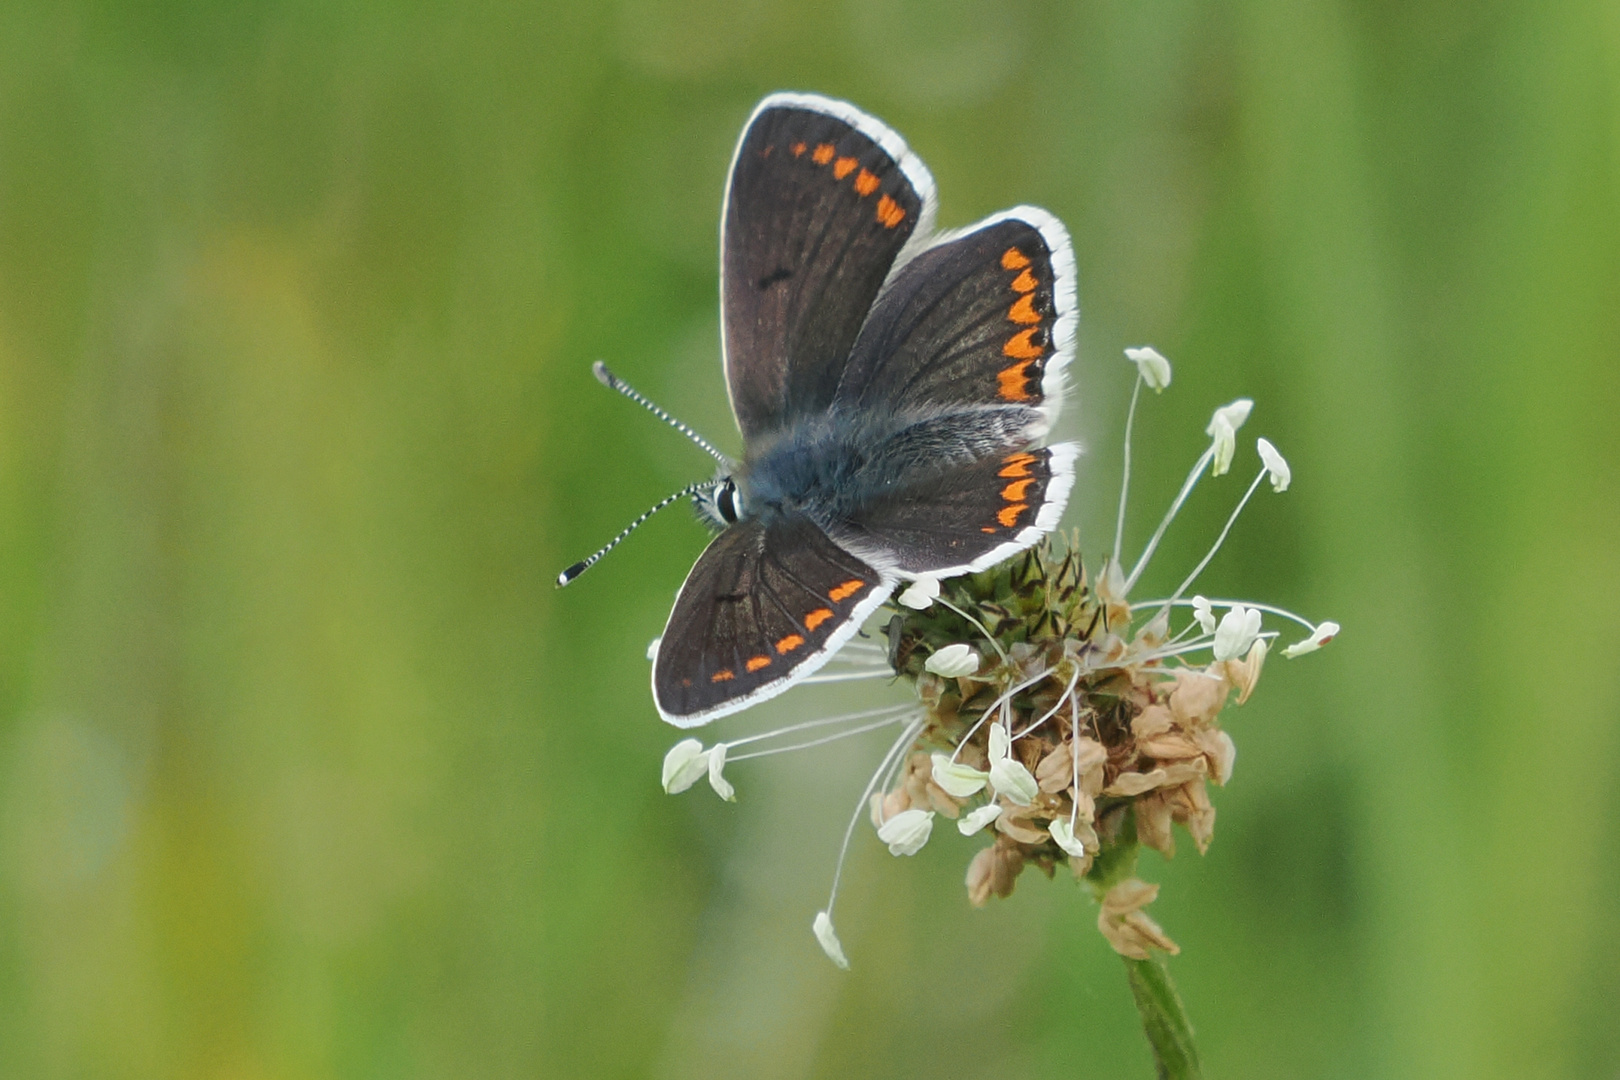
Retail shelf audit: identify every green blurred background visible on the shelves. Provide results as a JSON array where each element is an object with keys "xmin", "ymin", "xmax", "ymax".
[{"xmin": 2, "ymin": 0, "xmax": 1617, "ymax": 1077}]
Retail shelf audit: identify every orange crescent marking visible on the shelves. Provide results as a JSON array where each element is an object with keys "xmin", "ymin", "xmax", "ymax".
[
  {"xmin": 854, "ymin": 168, "xmax": 880, "ymax": 196},
  {"xmin": 812, "ymin": 143, "xmax": 836, "ymax": 165},
  {"xmin": 775, "ymin": 633, "xmax": 806, "ymax": 654},
  {"xmin": 804, "ymin": 607, "xmax": 834, "ymax": 631},
  {"xmin": 1001, "ymin": 478, "xmax": 1036, "ymax": 502},
  {"xmin": 997, "ymin": 361, "xmax": 1033, "ymax": 401},
  {"xmin": 833, "ymin": 156, "xmax": 858, "ymax": 179},
  {"xmin": 1008, "ymin": 293, "xmax": 1040, "ymax": 324},
  {"xmin": 1011, "ymin": 269, "xmax": 1038, "ymax": 293},
  {"xmin": 876, "ymin": 195, "xmax": 905, "ymax": 228},
  {"xmin": 997, "ymin": 504, "xmax": 1028, "ymax": 528},
  {"xmin": 1001, "ymin": 247, "xmax": 1031, "ymax": 270},
  {"xmin": 999, "ymin": 452, "xmax": 1037, "ymax": 478},
  {"xmin": 829, "ymin": 579, "xmax": 865, "ymax": 602},
  {"xmin": 711, "ymin": 669, "xmax": 735, "ymax": 683},
  {"xmin": 745, "ymin": 655, "xmax": 772, "ymax": 673},
  {"xmin": 791, "ymin": 142, "xmax": 807, "ymax": 156},
  {"xmin": 1003, "ymin": 328, "xmax": 1044, "ymax": 360}
]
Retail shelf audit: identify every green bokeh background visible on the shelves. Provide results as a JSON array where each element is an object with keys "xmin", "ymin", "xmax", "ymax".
[{"xmin": 2, "ymin": 1, "xmax": 1617, "ymax": 1077}]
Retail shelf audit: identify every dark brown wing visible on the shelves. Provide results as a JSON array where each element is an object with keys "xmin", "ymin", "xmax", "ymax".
[
  {"xmin": 834, "ymin": 209, "xmax": 1076, "ymax": 434},
  {"xmin": 722, "ymin": 93, "xmax": 935, "ymax": 442},
  {"xmin": 653, "ymin": 515, "xmax": 893, "ymax": 726},
  {"xmin": 833, "ymin": 444, "xmax": 1078, "ymax": 578}
]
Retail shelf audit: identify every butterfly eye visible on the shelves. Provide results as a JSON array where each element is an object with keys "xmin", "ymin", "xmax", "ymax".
[{"xmin": 716, "ymin": 479, "xmax": 743, "ymax": 524}]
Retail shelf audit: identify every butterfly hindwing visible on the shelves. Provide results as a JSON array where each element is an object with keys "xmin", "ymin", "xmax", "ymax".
[
  {"xmin": 834, "ymin": 209, "xmax": 1076, "ymax": 432},
  {"xmin": 653, "ymin": 515, "xmax": 894, "ymax": 726},
  {"xmin": 833, "ymin": 443, "xmax": 1078, "ymax": 578},
  {"xmin": 722, "ymin": 93, "xmax": 936, "ymax": 442}
]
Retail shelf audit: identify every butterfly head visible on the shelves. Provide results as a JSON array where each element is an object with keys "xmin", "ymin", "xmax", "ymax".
[{"xmin": 693, "ymin": 473, "xmax": 746, "ymax": 530}]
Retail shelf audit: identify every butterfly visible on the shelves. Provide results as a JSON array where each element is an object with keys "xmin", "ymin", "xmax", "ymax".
[{"xmin": 571, "ymin": 93, "xmax": 1078, "ymax": 727}]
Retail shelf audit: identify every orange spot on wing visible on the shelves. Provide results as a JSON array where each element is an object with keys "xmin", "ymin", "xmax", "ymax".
[
  {"xmin": 776, "ymin": 633, "xmax": 805, "ymax": 654},
  {"xmin": 828, "ymin": 579, "xmax": 865, "ymax": 602},
  {"xmin": 804, "ymin": 608, "xmax": 834, "ymax": 631},
  {"xmin": 761, "ymin": 145, "xmax": 774, "ymax": 158},
  {"xmin": 997, "ymin": 361, "xmax": 1033, "ymax": 401},
  {"xmin": 745, "ymin": 655, "xmax": 772, "ymax": 673},
  {"xmin": 791, "ymin": 141, "xmax": 807, "ymax": 156},
  {"xmin": 1001, "ymin": 478, "xmax": 1036, "ymax": 501},
  {"xmin": 999, "ymin": 452, "xmax": 1037, "ymax": 478},
  {"xmin": 1003, "ymin": 328, "xmax": 1044, "ymax": 360},
  {"xmin": 998, "ymin": 504, "xmax": 1028, "ymax": 528},
  {"xmin": 854, "ymin": 168, "xmax": 880, "ymax": 196},
  {"xmin": 876, "ymin": 195, "xmax": 905, "ymax": 228},
  {"xmin": 1001, "ymin": 247, "xmax": 1031, "ymax": 270},
  {"xmin": 1008, "ymin": 293, "xmax": 1040, "ymax": 324},
  {"xmin": 981, "ymin": 526, "xmax": 998, "ymax": 534},
  {"xmin": 711, "ymin": 669, "xmax": 735, "ymax": 683},
  {"xmin": 812, "ymin": 143, "xmax": 836, "ymax": 165},
  {"xmin": 1011, "ymin": 269, "xmax": 1038, "ymax": 293},
  {"xmin": 833, "ymin": 156, "xmax": 858, "ymax": 179}
]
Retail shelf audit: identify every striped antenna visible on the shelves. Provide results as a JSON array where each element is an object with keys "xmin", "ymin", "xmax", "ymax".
[
  {"xmin": 593, "ymin": 361, "xmax": 729, "ymax": 464},
  {"xmin": 555, "ymin": 479, "xmax": 712, "ymax": 587}
]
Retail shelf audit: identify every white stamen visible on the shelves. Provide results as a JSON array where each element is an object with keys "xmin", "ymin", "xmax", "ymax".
[
  {"xmin": 1124, "ymin": 346, "xmax": 1172, "ymax": 391},
  {"xmin": 1205, "ymin": 400, "xmax": 1252, "ymax": 479},
  {"xmin": 661, "ymin": 738, "xmax": 709, "ymax": 794},
  {"xmin": 925, "ymin": 643, "xmax": 981, "ymax": 678},
  {"xmin": 1192, "ymin": 595, "xmax": 1218, "ymax": 635},
  {"xmin": 1283, "ymin": 620, "xmax": 1341, "ymax": 657},
  {"xmin": 706, "ymin": 742, "xmax": 736, "ymax": 801},
  {"xmin": 898, "ymin": 576, "xmax": 941, "ymax": 610},
  {"xmin": 988, "ymin": 722, "xmax": 1039, "ymax": 806},
  {"xmin": 1213, "ymin": 605, "xmax": 1263, "ymax": 661},
  {"xmin": 812, "ymin": 911, "xmax": 849, "ymax": 970},
  {"xmin": 1050, "ymin": 817, "xmax": 1086, "ymax": 858},
  {"xmin": 931, "ymin": 753, "xmax": 989, "ymax": 797},
  {"xmin": 931, "ymin": 595, "xmax": 1010, "ymax": 664},
  {"xmin": 875, "ymin": 808, "xmax": 935, "ymax": 856},
  {"xmin": 958, "ymin": 804, "xmax": 1003, "ymax": 835},
  {"xmin": 1257, "ymin": 437, "xmax": 1291, "ymax": 492}
]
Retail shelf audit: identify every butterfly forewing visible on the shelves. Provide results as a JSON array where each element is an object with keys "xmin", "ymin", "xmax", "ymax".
[
  {"xmin": 653, "ymin": 515, "xmax": 893, "ymax": 726},
  {"xmin": 834, "ymin": 210, "xmax": 1076, "ymax": 430},
  {"xmin": 722, "ymin": 94, "xmax": 935, "ymax": 442}
]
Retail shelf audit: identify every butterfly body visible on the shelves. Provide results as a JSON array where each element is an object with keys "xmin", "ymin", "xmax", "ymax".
[{"xmin": 649, "ymin": 93, "xmax": 1080, "ymax": 727}]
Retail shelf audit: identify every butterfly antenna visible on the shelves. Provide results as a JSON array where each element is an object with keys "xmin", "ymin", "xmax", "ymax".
[
  {"xmin": 555, "ymin": 479, "xmax": 711, "ymax": 587},
  {"xmin": 593, "ymin": 361, "xmax": 729, "ymax": 464}
]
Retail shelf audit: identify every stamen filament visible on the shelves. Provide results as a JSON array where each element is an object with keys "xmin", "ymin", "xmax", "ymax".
[
  {"xmin": 950, "ymin": 668, "xmax": 1053, "ymax": 763},
  {"xmin": 1129, "ymin": 597, "xmax": 1322, "ymax": 633},
  {"xmin": 722, "ymin": 704, "xmax": 916, "ymax": 751},
  {"xmin": 728, "ymin": 714, "xmax": 916, "ymax": 762},
  {"xmin": 1156, "ymin": 467, "xmax": 1270, "ymax": 618},
  {"xmin": 800, "ymin": 668, "xmax": 894, "ymax": 685},
  {"xmin": 1013, "ymin": 666, "xmax": 1082, "ymax": 740},
  {"xmin": 825, "ymin": 717, "xmax": 926, "ymax": 920},
  {"xmin": 1124, "ymin": 446, "xmax": 1215, "ymax": 593},
  {"xmin": 933, "ymin": 595, "xmax": 1011, "ymax": 664},
  {"xmin": 1113, "ymin": 373, "xmax": 1144, "ymax": 565}
]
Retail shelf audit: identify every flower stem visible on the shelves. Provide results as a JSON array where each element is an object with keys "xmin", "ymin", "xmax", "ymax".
[
  {"xmin": 1085, "ymin": 824, "xmax": 1204, "ymax": 1079},
  {"xmin": 1123, "ymin": 953, "xmax": 1203, "ymax": 1080}
]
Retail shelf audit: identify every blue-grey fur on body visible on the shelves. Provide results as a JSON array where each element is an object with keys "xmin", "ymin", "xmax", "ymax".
[{"xmin": 692, "ymin": 404, "xmax": 1042, "ymax": 532}]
